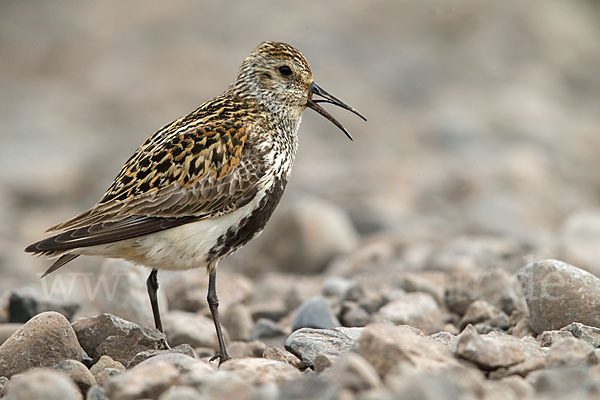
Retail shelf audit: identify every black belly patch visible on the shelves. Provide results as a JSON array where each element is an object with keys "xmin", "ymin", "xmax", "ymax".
[{"xmin": 207, "ymin": 177, "xmax": 287, "ymax": 260}]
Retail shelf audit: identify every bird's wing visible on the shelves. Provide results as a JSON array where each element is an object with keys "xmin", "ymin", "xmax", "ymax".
[{"xmin": 27, "ymin": 95, "xmax": 267, "ymax": 254}]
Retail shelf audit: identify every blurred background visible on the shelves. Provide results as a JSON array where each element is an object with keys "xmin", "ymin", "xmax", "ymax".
[{"xmin": 2, "ymin": 0, "xmax": 600, "ymax": 308}]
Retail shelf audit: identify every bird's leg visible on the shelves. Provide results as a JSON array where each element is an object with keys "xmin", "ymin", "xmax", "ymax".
[
  {"xmin": 146, "ymin": 268, "xmax": 170, "ymax": 349},
  {"xmin": 207, "ymin": 270, "xmax": 231, "ymax": 365}
]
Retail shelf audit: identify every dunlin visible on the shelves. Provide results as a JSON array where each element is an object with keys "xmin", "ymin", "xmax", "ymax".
[{"xmin": 26, "ymin": 41, "xmax": 365, "ymax": 364}]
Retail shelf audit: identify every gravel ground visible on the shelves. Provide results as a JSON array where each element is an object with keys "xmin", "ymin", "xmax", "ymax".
[{"xmin": 2, "ymin": 1, "xmax": 600, "ymax": 399}]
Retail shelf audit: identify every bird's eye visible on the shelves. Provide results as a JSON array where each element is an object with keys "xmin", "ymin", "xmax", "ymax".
[{"xmin": 278, "ymin": 65, "xmax": 293, "ymax": 76}]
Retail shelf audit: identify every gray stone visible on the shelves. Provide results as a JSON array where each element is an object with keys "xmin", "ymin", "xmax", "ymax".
[
  {"xmin": 90, "ymin": 356, "xmax": 125, "ymax": 388},
  {"xmin": 285, "ymin": 327, "xmax": 363, "ymax": 366},
  {"xmin": 126, "ymin": 344, "xmax": 195, "ymax": 368},
  {"xmin": 95, "ymin": 259, "xmax": 168, "ymax": 328},
  {"xmin": 359, "ymin": 324, "xmax": 458, "ymax": 377},
  {"xmin": 72, "ymin": 313, "xmax": 165, "ymax": 364},
  {"xmin": 219, "ymin": 358, "xmax": 301, "ymax": 385},
  {"xmin": 374, "ymin": 292, "xmax": 444, "ymax": 334},
  {"xmin": 4, "ymin": 369, "xmax": 82, "ymax": 400},
  {"xmin": 292, "ymin": 296, "xmax": 340, "ymax": 331},
  {"xmin": 455, "ymin": 325, "xmax": 545, "ymax": 376},
  {"xmin": 546, "ymin": 337, "xmax": 597, "ymax": 367},
  {"xmin": 0, "ymin": 312, "xmax": 90, "ymax": 378},
  {"xmin": 164, "ymin": 310, "xmax": 222, "ymax": 349},
  {"xmin": 562, "ymin": 322, "xmax": 600, "ymax": 348},
  {"xmin": 222, "ymin": 302, "xmax": 253, "ymax": 342},
  {"xmin": 53, "ymin": 360, "xmax": 97, "ymax": 395},
  {"xmin": 321, "ymin": 353, "xmax": 381, "ymax": 392},
  {"xmin": 7, "ymin": 289, "xmax": 79, "ymax": 323},
  {"xmin": 517, "ymin": 259, "xmax": 600, "ymax": 333},
  {"xmin": 105, "ymin": 359, "xmax": 180, "ymax": 400}
]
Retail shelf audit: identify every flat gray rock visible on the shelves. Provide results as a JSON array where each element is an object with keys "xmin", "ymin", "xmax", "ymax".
[
  {"xmin": 517, "ymin": 259, "xmax": 600, "ymax": 333},
  {"xmin": 285, "ymin": 327, "xmax": 363, "ymax": 366},
  {"xmin": 291, "ymin": 296, "xmax": 340, "ymax": 331}
]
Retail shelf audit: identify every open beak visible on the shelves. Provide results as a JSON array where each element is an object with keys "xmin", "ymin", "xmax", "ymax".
[{"xmin": 307, "ymin": 82, "xmax": 367, "ymax": 141}]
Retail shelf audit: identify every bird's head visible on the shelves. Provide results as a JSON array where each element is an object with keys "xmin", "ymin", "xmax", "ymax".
[{"xmin": 232, "ymin": 41, "xmax": 366, "ymax": 139}]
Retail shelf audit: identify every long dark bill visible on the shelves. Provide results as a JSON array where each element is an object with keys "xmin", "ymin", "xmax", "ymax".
[{"xmin": 307, "ymin": 82, "xmax": 367, "ymax": 141}]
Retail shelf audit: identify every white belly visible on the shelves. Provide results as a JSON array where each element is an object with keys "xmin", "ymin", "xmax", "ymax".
[{"xmin": 79, "ymin": 191, "xmax": 266, "ymax": 271}]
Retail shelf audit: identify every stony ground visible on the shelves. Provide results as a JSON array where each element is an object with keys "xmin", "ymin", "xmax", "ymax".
[{"xmin": 2, "ymin": 1, "xmax": 600, "ymax": 399}]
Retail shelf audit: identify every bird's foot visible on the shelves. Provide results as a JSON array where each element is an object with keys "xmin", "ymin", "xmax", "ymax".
[
  {"xmin": 159, "ymin": 337, "xmax": 172, "ymax": 350},
  {"xmin": 210, "ymin": 349, "xmax": 232, "ymax": 366}
]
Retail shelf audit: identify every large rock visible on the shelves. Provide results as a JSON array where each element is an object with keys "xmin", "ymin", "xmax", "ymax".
[
  {"xmin": 71, "ymin": 313, "xmax": 165, "ymax": 364},
  {"xmin": 219, "ymin": 358, "xmax": 301, "ymax": 386},
  {"xmin": 95, "ymin": 259, "xmax": 168, "ymax": 327},
  {"xmin": 517, "ymin": 259, "xmax": 600, "ymax": 333},
  {"xmin": 284, "ymin": 327, "xmax": 363, "ymax": 366},
  {"xmin": 3, "ymin": 369, "xmax": 82, "ymax": 400},
  {"xmin": 374, "ymin": 292, "xmax": 444, "ymax": 334},
  {"xmin": 359, "ymin": 323, "xmax": 458, "ymax": 377},
  {"xmin": 0, "ymin": 312, "xmax": 90, "ymax": 378}
]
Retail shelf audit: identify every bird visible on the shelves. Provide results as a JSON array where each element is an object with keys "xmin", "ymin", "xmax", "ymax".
[{"xmin": 25, "ymin": 41, "xmax": 366, "ymax": 364}]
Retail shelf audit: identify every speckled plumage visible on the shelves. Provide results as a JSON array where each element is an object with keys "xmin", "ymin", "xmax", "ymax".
[{"xmin": 25, "ymin": 41, "xmax": 365, "ymax": 364}]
